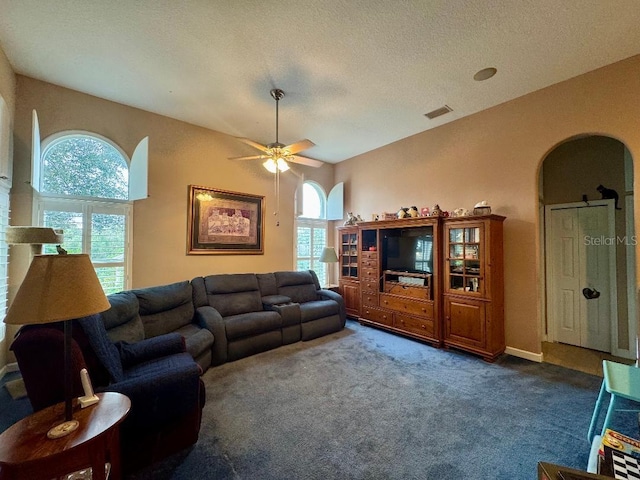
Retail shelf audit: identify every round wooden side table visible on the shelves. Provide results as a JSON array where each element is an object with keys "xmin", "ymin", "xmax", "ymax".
[{"xmin": 0, "ymin": 392, "xmax": 130, "ymax": 480}]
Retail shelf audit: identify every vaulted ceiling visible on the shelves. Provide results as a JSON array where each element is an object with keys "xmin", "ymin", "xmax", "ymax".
[{"xmin": 1, "ymin": 1, "xmax": 639, "ymax": 164}]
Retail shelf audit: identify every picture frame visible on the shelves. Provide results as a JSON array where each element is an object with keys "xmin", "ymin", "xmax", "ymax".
[{"xmin": 187, "ymin": 185, "xmax": 264, "ymax": 255}]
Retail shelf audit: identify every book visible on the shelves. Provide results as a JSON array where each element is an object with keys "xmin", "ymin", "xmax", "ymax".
[{"xmin": 599, "ymin": 429, "xmax": 640, "ymax": 461}]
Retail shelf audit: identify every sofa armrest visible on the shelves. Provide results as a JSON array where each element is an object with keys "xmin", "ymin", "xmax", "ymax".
[
  {"xmin": 195, "ymin": 305, "xmax": 227, "ymax": 365},
  {"xmin": 116, "ymin": 333, "xmax": 186, "ymax": 368},
  {"xmin": 100, "ymin": 353, "xmax": 202, "ymax": 429},
  {"xmin": 266, "ymin": 301, "xmax": 301, "ymax": 327},
  {"xmin": 318, "ymin": 289, "xmax": 346, "ymax": 325}
]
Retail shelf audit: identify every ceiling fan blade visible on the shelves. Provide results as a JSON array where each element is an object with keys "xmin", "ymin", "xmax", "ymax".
[
  {"xmin": 228, "ymin": 155, "xmax": 266, "ymax": 161},
  {"xmin": 237, "ymin": 137, "xmax": 269, "ymax": 153},
  {"xmin": 288, "ymin": 155, "xmax": 324, "ymax": 168},
  {"xmin": 284, "ymin": 139, "xmax": 315, "ymax": 155}
]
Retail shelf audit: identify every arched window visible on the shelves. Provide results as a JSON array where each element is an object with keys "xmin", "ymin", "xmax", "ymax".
[
  {"xmin": 41, "ymin": 134, "xmax": 128, "ymax": 199},
  {"xmin": 36, "ymin": 132, "xmax": 132, "ymax": 294},
  {"xmin": 295, "ymin": 181, "xmax": 329, "ymax": 286}
]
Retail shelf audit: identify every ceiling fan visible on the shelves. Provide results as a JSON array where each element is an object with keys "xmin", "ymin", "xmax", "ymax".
[{"xmin": 230, "ymin": 88, "xmax": 323, "ymax": 172}]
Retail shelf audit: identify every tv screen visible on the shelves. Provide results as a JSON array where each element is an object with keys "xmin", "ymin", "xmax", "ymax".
[{"xmin": 382, "ymin": 228, "xmax": 433, "ymax": 274}]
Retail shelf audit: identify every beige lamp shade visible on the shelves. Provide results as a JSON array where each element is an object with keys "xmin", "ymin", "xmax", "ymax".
[
  {"xmin": 4, "ymin": 254, "xmax": 110, "ymax": 325},
  {"xmin": 319, "ymin": 247, "xmax": 339, "ymax": 263},
  {"xmin": 5, "ymin": 226, "xmax": 64, "ymax": 245}
]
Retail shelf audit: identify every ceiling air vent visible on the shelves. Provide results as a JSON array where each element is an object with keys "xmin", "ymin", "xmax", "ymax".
[{"xmin": 424, "ymin": 105, "xmax": 452, "ymax": 120}]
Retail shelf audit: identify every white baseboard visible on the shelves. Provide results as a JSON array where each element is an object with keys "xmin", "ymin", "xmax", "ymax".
[
  {"xmin": 505, "ymin": 346, "xmax": 543, "ymax": 363},
  {"xmin": 0, "ymin": 362, "xmax": 20, "ymax": 381}
]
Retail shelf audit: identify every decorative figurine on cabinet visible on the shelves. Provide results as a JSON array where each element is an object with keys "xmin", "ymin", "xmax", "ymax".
[
  {"xmin": 397, "ymin": 207, "xmax": 409, "ymax": 218},
  {"xmin": 473, "ymin": 201, "xmax": 491, "ymax": 216},
  {"xmin": 452, "ymin": 208, "xmax": 469, "ymax": 217},
  {"xmin": 344, "ymin": 212, "xmax": 358, "ymax": 226},
  {"xmin": 430, "ymin": 204, "xmax": 443, "ymax": 216},
  {"xmin": 407, "ymin": 206, "xmax": 419, "ymax": 218}
]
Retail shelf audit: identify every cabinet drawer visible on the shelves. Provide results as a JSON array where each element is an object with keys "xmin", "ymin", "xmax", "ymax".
[
  {"xmin": 361, "ymin": 251, "xmax": 378, "ymax": 259},
  {"xmin": 379, "ymin": 293, "xmax": 433, "ymax": 318},
  {"xmin": 361, "ymin": 257, "xmax": 378, "ymax": 269},
  {"xmin": 362, "ymin": 292, "xmax": 378, "ymax": 307},
  {"xmin": 361, "ymin": 306, "xmax": 393, "ymax": 327},
  {"xmin": 361, "ymin": 280, "xmax": 379, "ymax": 294},
  {"xmin": 394, "ymin": 313, "xmax": 434, "ymax": 337},
  {"xmin": 384, "ymin": 283, "xmax": 430, "ymax": 300},
  {"xmin": 361, "ymin": 268, "xmax": 379, "ymax": 280}
]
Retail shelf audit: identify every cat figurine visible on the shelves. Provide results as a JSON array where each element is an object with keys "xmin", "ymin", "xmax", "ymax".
[{"xmin": 597, "ymin": 184, "xmax": 622, "ymax": 210}]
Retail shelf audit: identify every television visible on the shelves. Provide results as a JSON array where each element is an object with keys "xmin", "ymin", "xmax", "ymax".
[{"xmin": 382, "ymin": 227, "xmax": 433, "ymax": 274}]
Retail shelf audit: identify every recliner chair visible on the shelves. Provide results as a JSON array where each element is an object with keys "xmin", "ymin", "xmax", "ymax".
[{"xmin": 11, "ymin": 315, "xmax": 205, "ymax": 473}]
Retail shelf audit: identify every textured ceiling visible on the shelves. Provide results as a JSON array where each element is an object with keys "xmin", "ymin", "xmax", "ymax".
[{"xmin": 1, "ymin": 0, "xmax": 640, "ymax": 164}]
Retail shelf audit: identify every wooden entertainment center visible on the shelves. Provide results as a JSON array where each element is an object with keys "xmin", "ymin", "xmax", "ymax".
[{"xmin": 338, "ymin": 214, "xmax": 505, "ymax": 361}]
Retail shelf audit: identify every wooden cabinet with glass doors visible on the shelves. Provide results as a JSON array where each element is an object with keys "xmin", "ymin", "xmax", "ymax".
[
  {"xmin": 338, "ymin": 226, "xmax": 360, "ymax": 317},
  {"xmin": 443, "ymin": 215, "xmax": 505, "ymax": 361}
]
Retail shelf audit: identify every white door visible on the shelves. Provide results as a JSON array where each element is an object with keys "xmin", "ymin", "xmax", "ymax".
[{"xmin": 547, "ymin": 202, "xmax": 615, "ymax": 352}]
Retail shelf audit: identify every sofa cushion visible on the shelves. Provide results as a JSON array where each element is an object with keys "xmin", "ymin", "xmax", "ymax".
[
  {"xmin": 204, "ymin": 274, "xmax": 263, "ymax": 317},
  {"xmin": 299, "ymin": 300, "xmax": 340, "ymax": 323},
  {"xmin": 191, "ymin": 277, "xmax": 208, "ymax": 308},
  {"xmin": 224, "ymin": 311, "xmax": 282, "ymax": 340},
  {"xmin": 275, "ymin": 271, "xmax": 319, "ymax": 304},
  {"xmin": 175, "ymin": 324, "xmax": 215, "ymax": 359},
  {"xmin": 102, "ymin": 292, "xmax": 145, "ymax": 344},
  {"xmin": 133, "ymin": 281, "xmax": 195, "ymax": 338},
  {"xmin": 256, "ymin": 273, "xmax": 278, "ymax": 296},
  {"xmin": 78, "ymin": 314, "xmax": 125, "ymax": 383}
]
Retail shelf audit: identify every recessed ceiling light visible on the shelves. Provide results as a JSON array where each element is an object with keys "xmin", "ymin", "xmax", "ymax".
[{"xmin": 473, "ymin": 67, "xmax": 497, "ymax": 81}]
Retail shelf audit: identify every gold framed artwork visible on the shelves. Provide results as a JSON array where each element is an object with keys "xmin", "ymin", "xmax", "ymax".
[{"xmin": 187, "ymin": 185, "xmax": 264, "ymax": 255}]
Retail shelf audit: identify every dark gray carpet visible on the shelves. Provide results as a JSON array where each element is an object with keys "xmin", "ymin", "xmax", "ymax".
[
  {"xmin": 0, "ymin": 371, "xmax": 32, "ymax": 432},
  {"xmin": 127, "ymin": 320, "xmax": 617, "ymax": 480}
]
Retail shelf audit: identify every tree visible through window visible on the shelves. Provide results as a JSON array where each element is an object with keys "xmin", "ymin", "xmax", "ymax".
[
  {"xmin": 38, "ymin": 133, "xmax": 131, "ymax": 294},
  {"xmin": 43, "ymin": 135, "xmax": 128, "ymax": 199}
]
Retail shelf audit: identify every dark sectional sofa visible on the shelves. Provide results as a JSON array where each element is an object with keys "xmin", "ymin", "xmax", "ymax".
[
  {"xmin": 192, "ymin": 270, "xmax": 346, "ymax": 365},
  {"xmin": 91, "ymin": 269, "xmax": 345, "ymax": 371},
  {"xmin": 11, "ymin": 269, "xmax": 345, "ymax": 473}
]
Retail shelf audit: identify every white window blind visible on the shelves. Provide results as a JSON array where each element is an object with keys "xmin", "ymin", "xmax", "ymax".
[
  {"xmin": 296, "ymin": 218, "xmax": 328, "ymax": 286},
  {"xmin": 0, "ymin": 187, "xmax": 9, "ymax": 340},
  {"xmin": 39, "ymin": 198, "xmax": 130, "ymax": 294}
]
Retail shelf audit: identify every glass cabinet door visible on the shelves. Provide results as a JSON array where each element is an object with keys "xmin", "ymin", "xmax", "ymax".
[
  {"xmin": 340, "ymin": 230, "xmax": 359, "ymax": 278},
  {"xmin": 447, "ymin": 226, "xmax": 482, "ymax": 294}
]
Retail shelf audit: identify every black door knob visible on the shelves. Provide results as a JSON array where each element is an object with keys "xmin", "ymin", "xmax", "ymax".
[{"xmin": 582, "ymin": 288, "xmax": 601, "ymax": 300}]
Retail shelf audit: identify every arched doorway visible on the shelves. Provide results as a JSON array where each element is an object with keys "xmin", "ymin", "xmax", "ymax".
[{"xmin": 540, "ymin": 135, "xmax": 636, "ymax": 371}]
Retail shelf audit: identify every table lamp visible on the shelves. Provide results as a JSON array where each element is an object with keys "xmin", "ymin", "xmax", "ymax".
[
  {"xmin": 318, "ymin": 247, "xmax": 339, "ymax": 287},
  {"xmin": 6, "ymin": 226, "xmax": 64, "ymax": 255},
  {"xmin": 3, "ymin": 252, "xmax": 110, "ymax": 439}
]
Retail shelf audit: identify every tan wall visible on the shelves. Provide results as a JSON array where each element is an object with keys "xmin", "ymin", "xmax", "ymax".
[
  {"xmin": 0, "ymin": 46, "xmax": 15, "ymax": 371},
  {"xmin": 334, "ymin": 55, "xmax": 640, "ymax": 355},
  {"xmin": 10, "ymin": 76, "xmax": 336, "ymax": 285}
]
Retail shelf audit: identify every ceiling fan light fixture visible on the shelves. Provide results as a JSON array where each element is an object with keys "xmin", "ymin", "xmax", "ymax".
[
  {"xmin": 276, "ymin": 158, "xmax": 290, "ymax": 172},
  {"xmin": 263, "ymin": 158, "xmax": 277, "ymax": 173},
  {"xmin": 263, "ymin": 158, "xmax": 290, "ymax": 173}
]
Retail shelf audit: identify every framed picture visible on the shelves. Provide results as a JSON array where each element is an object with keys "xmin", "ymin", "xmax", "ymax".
[{"xmin": 187, "ymin": 185, "xmax": 264, "ymax": 255}]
